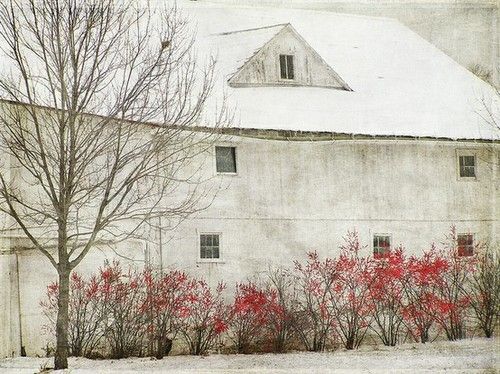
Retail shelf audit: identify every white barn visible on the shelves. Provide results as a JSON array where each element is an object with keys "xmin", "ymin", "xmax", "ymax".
[{"xmin": 0, "ymin": 1, "xmax": 498, "ymax": 357}]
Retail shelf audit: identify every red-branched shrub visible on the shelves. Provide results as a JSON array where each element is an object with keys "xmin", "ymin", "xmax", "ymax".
[
  {"xmin": 404, "ymin": 227, "xmax": 476, "ymax": 342},
  {"xmin": 97, "ymin": 262, "xmax": 147, "ymax": 358},
  {"xmin": 293, "ymin": 231, "xmax": 376, "ymax": 351},
  {"xmin": 294, "ymin": 251, "xmax": 337, "ymax": 351},
  {"xmin": 430, "ymin": 228, "xmax": 476, "ymax": 340},
  {"xmin": 264, "ymin": 268, "xmax": 297, "ymax": 353},
  {"xmin": 141, "ymin": 269, "xmax": 194, "ymax": 358},
  {"xmin": 369, "ymin": 247, "xmax": 406, "ymax": 346},
  {"xmin": 329, "ymin": 230, "xmax": 374, "ymax": 350},
  {"xmin": 403, "ymin": 247, "xmax": 447, "ymax": 343},
  {"xmin": 178, "ymin": 280, "xmax": 228, "ymax": 355},
  {"xmin": 41, "ymin": 272, "xmax": 105, "ymax": 357},
  {"xmin": 228, "ymin": 282, "xmax": 271, "ymax": 353}
]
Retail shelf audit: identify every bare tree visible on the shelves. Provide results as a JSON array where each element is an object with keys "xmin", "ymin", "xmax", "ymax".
[
  {"xmin": 0, "ymin": 0, "xmax": 229, "ymax": 369},
  {"xmin": 477, "ymin": 85, "xmax": 500, "ymax": 137}
]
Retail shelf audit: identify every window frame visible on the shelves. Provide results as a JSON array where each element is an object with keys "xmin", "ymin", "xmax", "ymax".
[
  {"xmin": 457, "ymin": 233, "xmax": 474, "ymax": 257},
  {"xmin": 456, "ymin": 149, "xmax": 478, "ymax": 181},
  {"xmin": 373, "ymin": 234, "xmax": 392, "ymax": 259},
  {"xmin": 197, "ymin": 232, "xmax": 224, "ymax": 263},
  {"xmin": 279, "ymin": 54, "xmax": 295, "ymax": 80},
  {"xmin": 214, "ymin": 145, "xmax": 238, "ymax": 175}
]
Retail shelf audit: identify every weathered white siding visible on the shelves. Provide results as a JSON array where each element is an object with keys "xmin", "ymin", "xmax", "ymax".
[
  {"xmin": 162, "ymin": 137, "xmax": 498, "ymax": 285},
  {"xmin": 0, "ymin": 250, "xmax": 20, "ymax": 358},
  {"xmin": 1, "ymin": 134, "xmax": 498, "ymax": 356}
]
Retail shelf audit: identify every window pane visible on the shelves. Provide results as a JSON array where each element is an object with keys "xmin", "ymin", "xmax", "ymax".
[
  {"xmin": 463, "ymin": 156, "xmax": 475, "ymax": 166},
  {"xmin": 457, "ymin": 234, "xmax": 472, "ymax": 245},
  {"xmin": 459, "ymin": 156, "xmax": 475, "ymax": 177},
  {"xmin": 279, "ymin": 55, "xmax": 287, "ymax": 79},
  {"xmin": 215, "ymin": 146, "xmax": 237, "ymax": 173},
  {"xmin": 457, "ymin": 234, "xmax": 473, "ymax": 257},
  {"xmin": 458, "ymin": 234, "xmax": 470, "ymax": 246},
  {"xmin": 374, "ymin": 235, "xmax": 391, "ymax": 257},
  {"xmin": 200, "ymin": 234, "xmax": 220, "ymax": 259},
  {"xmin": 286, "ymin": 55, "xmax": 294, "ymax": 79},
  {"xmin": 460, "ymin": 165, "xmax": 475, "ymax": 178}
]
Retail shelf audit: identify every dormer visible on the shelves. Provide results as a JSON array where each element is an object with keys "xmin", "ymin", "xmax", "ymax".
[{"xmin": 227, "ymin": 24, "xmax": 352, "ymax": 91}]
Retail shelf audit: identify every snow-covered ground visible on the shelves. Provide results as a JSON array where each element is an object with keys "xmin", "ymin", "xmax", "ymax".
[{"xmin": 0, "ymin": 338, "xmax": 497, "ymax": 373}]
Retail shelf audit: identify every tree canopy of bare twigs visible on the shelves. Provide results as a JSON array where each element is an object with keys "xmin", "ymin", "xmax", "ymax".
[
  {"xmin": 0, "ymin": 0, "xmax": 230, "ymax": 369},
  {"xmin": 477, "ymin": 86, "xmax": 500, "ymax": 138}
]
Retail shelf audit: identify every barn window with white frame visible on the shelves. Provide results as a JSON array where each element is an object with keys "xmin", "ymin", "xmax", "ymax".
[{"xmin": 200, "ymin": 234, "xmax": 220, "ymax": 259}]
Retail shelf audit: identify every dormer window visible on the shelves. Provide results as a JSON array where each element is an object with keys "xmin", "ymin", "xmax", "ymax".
[
  {"xmin": 227, "ymin": 24, "xmax": 351, "ymax": 90},
  {"xmin": 279, "ymin": 54, "xmax": 294, "ymax": 80}
]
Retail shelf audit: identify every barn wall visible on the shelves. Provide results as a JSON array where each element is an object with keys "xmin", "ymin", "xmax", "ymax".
[
  {"xmin": 2, "ymin": 135, "xmax": 498, "ymax": 356},
  {"xmin": 159, "ymin": 137, "xmax": 498, "ymax": 289},
  {"xmin": 0, "ymin": 147, "xmax": 19, "ymax": 358},
  {"xmin": 0, "ymin": 248, "xmax": 23, "ymax": 359},
  {"xmin": 0, "ymin": 252, "xmax": 12, "ymax": 357}
]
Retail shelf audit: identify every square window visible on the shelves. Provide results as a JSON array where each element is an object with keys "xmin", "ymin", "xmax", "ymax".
[
  {"xmin": 279, "ymin": 54, "xmax": 294, "ymax": 80},
  {"xmin": 215, "ymin": 146, "xmax": 237, "ymax": 173},
  {"xmin": 373, "ymin": 235, "xmax": 391, "ymax": 258},
  {"xmin": 457, "ymin": 234, "xmax": 474, "ymax": 257},
  {"xmin": 458, "ymin": 154, "xmax": 476, "ymax": 178},
  {"xmin": 200, "ymin": 234, "xmax": 220, "ymax": 260}
]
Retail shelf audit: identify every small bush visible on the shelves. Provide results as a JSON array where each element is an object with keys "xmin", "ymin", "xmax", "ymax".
[
  {"xmin": 178, "ymin": 281, "xmax": 228, "ymax": 355},
  {"xmin": 369, "ymin": 248, "xmax": 406, "ymax": 346},
  {"xmin": 293, "ymin": 251, "xmax": 336, "ymax": 351},
  {"xmin": 468, "ymin": 244, "xmax": 499, "ymax": 338},
  {"xmin": 329, "ymin": 230, "xmax": 374, "ymax": 350},
  {"xmin": 41, "ymin": 272, "xmax": 105, "ymax": 358},
  {"xmin": 263, "ymin": 268, "xmax": 297, "ymax": 353}
]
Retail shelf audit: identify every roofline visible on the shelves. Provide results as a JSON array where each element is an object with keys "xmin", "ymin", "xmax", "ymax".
[
  {"xmin": 0, "ymin": 98, "xmax": 172, "ymax": 130},
  {"xmin": 193, "ymin": 125, "xmax": 499, "ymax": 143},
  {"xmin": 1, "ymin": 98, "xmax": 497, "ymax": 143},
  {"xmin": 226, "ymin": 23, "xmax": 287, "ymax": 85},
  {"xmin": 215, "ymin": 23, "xmax": 288, "ymax": 36},
  {"xmin": 284, "ymin": 23, "xmax": 353, "ymax": 91}
]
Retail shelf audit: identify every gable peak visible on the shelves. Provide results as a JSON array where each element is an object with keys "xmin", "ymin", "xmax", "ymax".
[{"xmin": 227, "ymin": 23, "xmax": 352, "ymax": 91}]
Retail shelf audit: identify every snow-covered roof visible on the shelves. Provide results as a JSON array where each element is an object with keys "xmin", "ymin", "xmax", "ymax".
[
  {"xmin": 183, "ymin": 1, "xmax": 499, "ymax": 140},
  {"xmin": 0, "ymin": 1, "xmax": 497, "ymax": 140}
]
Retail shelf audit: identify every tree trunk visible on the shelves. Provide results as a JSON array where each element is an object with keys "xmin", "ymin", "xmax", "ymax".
[
  {"xmin": 420, "ymin": 328, "xmax": 429, "ymax": 343},
  {"xmin": 54, "ymin": 269, "xmax": 70, "ymax": 369},
  {"xmin": 345, "ymin": 334, "xmax": 355, "ymax": 350}
]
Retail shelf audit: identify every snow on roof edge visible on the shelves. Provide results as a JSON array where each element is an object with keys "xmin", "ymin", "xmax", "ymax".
[{"xmin": 1, "ymin": 98, "xmax": 497, "ymax": 143}]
